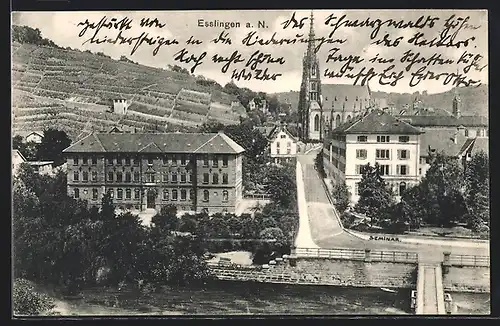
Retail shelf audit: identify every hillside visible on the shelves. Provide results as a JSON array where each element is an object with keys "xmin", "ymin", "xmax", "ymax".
[
  {"xmin": 11, "ymin": 40, "xmax": 247, "ymax": 140},
  {"xmin": 273, "ymin": 85, "xmax": 488, "ymax": 118}
]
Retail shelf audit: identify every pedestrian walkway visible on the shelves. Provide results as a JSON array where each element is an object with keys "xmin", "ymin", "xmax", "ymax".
[
  {"xmin": 294, "ymin": 160, "xmax": 319, "ymax": 248},
  {"xmin": 416, "ymin": 253, "xmax": 446, "ymax": 315}
]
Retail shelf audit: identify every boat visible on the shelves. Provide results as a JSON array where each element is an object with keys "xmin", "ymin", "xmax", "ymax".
[{"xmin": 380, "ymin": 287, "xmax": 397, "ymax": 293}]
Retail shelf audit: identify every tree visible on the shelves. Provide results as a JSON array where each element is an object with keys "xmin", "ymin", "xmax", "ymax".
[
  {"xmin": 354, "ymin": 163, "xmax": 396, "ymax": 224},
  {"xmin": 36, "ymin": 128, "xmax": 72, "ymax": 166},
  {"xmin": 464, "ymin": 151, "xmax": 489, "ymax": 227},
  {"xmin": 315, "ymin": 150, "xmax": 327, "ymax": 178},
  {"xmin": 331, "ymin": 181, "xmax": 351, "ymax": 213},
  {"xmin": 13, "ymin": 279, "xmax": 55, "ymax": 316},
  {"xmin": 264, "ymin": 165, "xmax": 296, "ymax": 209},
  {"xmin": 152, "ymin": 205, "xmax": 179, "ymax": 231}
]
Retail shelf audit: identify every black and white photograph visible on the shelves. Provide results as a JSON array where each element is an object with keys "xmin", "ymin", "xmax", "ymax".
[{"xmin": 11, "ymin": 9, "xmax": 490, "ymax": 316}]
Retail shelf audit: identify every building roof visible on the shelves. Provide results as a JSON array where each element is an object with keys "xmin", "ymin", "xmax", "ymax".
[
  {"xmin": 14, "ymin": 130, "xmax": 44, "ymax": 139},
  {"xmin": 255, "ymin": 126, "xmax": 276, "ymax": 138},
  {"xmin": 419, "ymin": 129, "xmax": 468, "ymax": 157},
  {"xmin": 321, "ymin": 84, "xmax": 371, "ymax": 113},
  {"xmin": 458, "ymin": 137, "xmax": 489, "ymax": 157},
  {"xmin": 62, "ymin": 132, "xmax": 246, "ymax": 154},
  {"xmin": 396, "ymin": 115, "xmax": 488, "ymax": 127},
  {"xmin": 268, "ymin": 125, "xmax": 298, "ymax": 142},
  {"xmin": 12, "ymin": 149, "xmax": 27, "ymax": 162},
  {"xmin": 331, "ymin": 109, "xmax": 423, "ymax": 135}
]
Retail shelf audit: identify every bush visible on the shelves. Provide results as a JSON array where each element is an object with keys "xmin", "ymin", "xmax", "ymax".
[{"xmin": 13, "ymin": 279, "xmax": 55, "ymax": 316}]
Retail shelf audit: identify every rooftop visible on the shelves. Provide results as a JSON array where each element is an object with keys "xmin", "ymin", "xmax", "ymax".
[
  {"xmin": 419, "ymin": 129, "xmax": 468, "ymax": 157},
  {"xmin": 62, "ymin": 132, "xmax": 246, "ymax": 154},
  {"xmin": 396, "ymin": 115, "xmax": 488, "ymax": 127},
  {"xmin": 331, "ymin": 109, "xmax": 423, "ymax": 135}
]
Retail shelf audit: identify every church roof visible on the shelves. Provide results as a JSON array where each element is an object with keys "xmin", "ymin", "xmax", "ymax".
[
  {"xmin": 321, "ymin": 84, "xmax": 371, "ymax": 113},
  {"xmin": 331, "ymin": 109, "xmax": 423, "ymax": 135}
]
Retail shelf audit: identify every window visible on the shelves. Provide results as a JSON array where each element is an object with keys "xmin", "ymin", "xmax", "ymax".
[
  {"xmin": 357, "ymin": 136, "xmax": 368, "ymax": 142},
  {"xmin": 116, "ymin": 172, "xmax": 123, "ymax": 182},
  {"xmin": 180, "ymin": 173, "xmax": 186, "ymax": 183},
  {"xmin": 134, "ymin": 172, "xmax": 140, "ymax": 182},
  {"xmin": 378, "ymin": 164, "xmax": 390, "ymax": 176},
  {"xmin": 203, "ymin": 173, "xmax": 209, "ymax": 184},
  {"xmin": 74, "ymin": 188, "xmax": 80, "ymax": 199},
  {"xmin": 223, "ymin": 173, "xmax": 228, "ymax": 184},
  {"xmin": 355, "ymin": 165, "xmax": 367, "ymax": 175},
  {"xmin": 354, "ymin": 183, "xmax": 360, "ymax": 196},
  {"xmin": 213, "ymin": 173, "xmax": 219, "ymax": 184},
  {"xmin": 376, "ymin": 149, "xmax": 390, "ymax": 159},
  {"xmin": 311, "ymin": 82, "xmax": 317, "ymax": 91},
  {"xmin": 188, "ymin": 173, "xmax": 192, "ymax": 183},
  {"xmin": 133, "ymin": 158, "xmax": 139, "ymax": 166},
  {"xmin": 82, "ymin": 157, "xmax": 88, "ymax": 165},
  {"xmin": 134, "ymin": 189, "xmax": 140, "ymax": 199},
  {"xmin": 399, "ymin": 136, "xmax": 410, "ymax": 143},
  {"xmin": 212, "ymin": 156, "xmax": 218, "ymax": 168},
  {"xmin": 311, "ymin": 65, "xmax": 316, "ymax": 77},
  {"xmin": 92, "ymin": 188, "xmax": 98, "ymax": 200},
  {"xmin": 203, "ymin": 190, "xmax": 209, "ymax": 202},
  {"xmin": 280, "ymin": 135, "xmax": 286, "ymax": 139},
  {"xmin": 73, "ymin": 171, "xmax": 79, "ymax": 181},
  {"xmin": 181, "ymin": 189, "xmax": 187, "ymax": 201},
  {"xmin": 125, "ymin": 172, "xmax": 131, "ymax": 182},
  {"xmin": 147, "ymin": 157, "xmax": 154, "ymax": 165},
  {"xmin": 277, "ymin": 148, "xmax": 280, "ymax": 155},
  {"xmin": 465, "ymin": 129, "xmax": 469, "ymax": 137},
  {"xmin": 222, "ymin": 156, "xmax": 228, "ymax": 167},
  {"xmin": 163, "ymin": 173, "xmax": 168, "ymax": 183},
  {"xmin": 125, "ymin": 157, "xmax": 131, "ymax": 166},
  {"xmin": 203, "ymin": 155, "xmax": 209, "ymax": 167},
  {"xmin": 287, "ymin": 142, "xmax": 291, "ymax": 148},
  {"xmin": 108, "ymin": 189, "xmax": 114, "ymax": 198},
  {"xmin": 82, "ymin": 171, "xmax": 89, "ymax": 182},
  {"xmin": 126, "ymin": 188, "xmax": 131, "ymax": 199},
  {"xmin": 172, "ymin": 190, "xmax": 178, "ymax": 201},
  {"xmin": 398, "ymin": 150, "xmax": 410, "ymax": 160},
  {"xmin": 276, "ymin": 142, "xmax": 280, "ymax": 148},
  {"xmin": 181, "ymin": 155, "xmax": 187, "ymax": 166},
  {"xmin": 106, "ymin": 157, "xmax": 113, "ymax": 165},
  {"xmin": 92, "ymin": 171, "xmax": 98, "ymax": 182},
  {"xmin": 171, "ymin": 155, "xmax": 177, "ymax": 167},
  {"xmin": 419, "ymin": 168, "xmax": 422, "ymax": 175},
  {"xmin": 163, "ymin": 189, "xmax": 169, "ymax": 200},
  {"xmin": 377, "ymin": 136, "xmax": 390, "ymax": 143},
  {"xmin": 399, "ymin": 182, "xmax": 407, "ymax": 196},
  {"xmin": 117, "ymin": 189, "xmax": 123, "ymax": 200},
  {"xmin": 107, "ymin": 172, "xmax": 113, "ymax": 182},
  {"xmin": 171, "ymin": 173, "xmax": 178, "ymax": 183},
  {"xmin": 146, "ymin": 173, "xmax": 155, "ymax": 183},
  {"xmin": 91, "ymin": 157, "xmax": 97, "ymax": 165},
  {"xmin": 163, "ymin": 156, "xmax": 169, "ymax": 165},
  {"xmin": 116, "ymin": 157, "xmax": 122, "ymax": 166},
  {"xmin": 397, "ymin": 165, "xmax": 408, "ymax": 175},
  {"xmin": 222, "ymin": 190, "xmax": 229, "ymax": 202},
  {"xmin": 189, "ymin": 189, "xmax": 195, "ymax": 200},
  {"xmin": 356, "ymin": 149, "xmax": 367, "ymax": 159},
  {"xmin": 287, "ymin": 148, "xmax": 292, "ymax": 155},
  {"xmin": 314, "ymin": 114, "xmax": 320, "ymax": 131}
]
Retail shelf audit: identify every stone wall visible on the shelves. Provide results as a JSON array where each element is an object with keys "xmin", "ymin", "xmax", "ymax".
[{"xmin": 442, "ymin": 266, "xmax": 490, "ymax": 293}]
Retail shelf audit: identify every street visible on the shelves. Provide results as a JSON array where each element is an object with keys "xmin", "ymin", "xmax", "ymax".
[{"xmin": 295, "ymin": 150, "xmax": 490, "ymax": 257}]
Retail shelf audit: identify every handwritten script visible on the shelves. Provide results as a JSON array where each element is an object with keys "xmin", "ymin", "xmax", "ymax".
[{"xmin": 76, "ymin": 12, "xmax": 487, "ymax": 88}]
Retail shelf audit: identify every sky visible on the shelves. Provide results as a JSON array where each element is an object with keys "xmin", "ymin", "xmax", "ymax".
[{"xmin": 12, "ymin": 10, "xmax": 488, "ymax": 95}]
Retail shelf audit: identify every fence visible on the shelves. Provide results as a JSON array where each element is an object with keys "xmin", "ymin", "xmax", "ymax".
[
  {"xmin": 447, "ymin": 254, "xmax": 490, "ymax": 267},
  {"xmin": 243, "ymin": 193, "xmax": 272, "ymax": 200},
  {"xmin": 291, "ymin": 247, "xmax": 419, "ymax": 263}
]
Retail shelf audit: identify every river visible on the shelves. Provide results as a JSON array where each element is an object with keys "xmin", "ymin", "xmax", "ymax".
[{"xmin": 39, "ymin": 281, "xmax": 490, "ymax": 316}]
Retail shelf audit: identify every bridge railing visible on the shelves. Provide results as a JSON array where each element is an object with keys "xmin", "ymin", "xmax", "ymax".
[
  {"xmin": 447, "ymin": 254, "xmax": 490, "ymax": 267},
  {"xmin": 292, "ymin": 247, "xmax": 419, "ymax": 263}
]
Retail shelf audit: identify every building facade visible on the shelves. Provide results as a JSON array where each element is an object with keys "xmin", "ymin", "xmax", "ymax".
[
  {"xmin": 12, "ymin": 150, "xmax": 26, "ymax": 176},
  {"xmin": 268, "ymin": 125, "xmax": 298, "ymax": 164},
  {"xmin": 323, "ymin": 109, "xmax": 423, "ymax": 204},
  {"xmin": 112, "ymin": 99, "xmax": 130, "ymax": 114},
  {"xmin": 62, "ymin": 132, "xmax": 245, "ymax": 214}
]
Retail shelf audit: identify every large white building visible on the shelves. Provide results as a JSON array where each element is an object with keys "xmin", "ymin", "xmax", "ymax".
[
  {"xmin": 323, "ymin": 109, "xmax": 424, "ymax": 204},
  {"xmin": 268, "ymin": 125, "xmax": 298, "ymax": 164}
]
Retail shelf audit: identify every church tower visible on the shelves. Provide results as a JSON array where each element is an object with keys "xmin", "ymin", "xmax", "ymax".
[
  {"xmin": 297, "ymin": 11, "xmax": 322, "ymax": 141},
  {"xmin": 452, "ymin": 87, "xmax": 462, "ymax": 118}
]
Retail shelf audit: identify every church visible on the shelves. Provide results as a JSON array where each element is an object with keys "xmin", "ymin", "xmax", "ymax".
[{"xmin": 297, "ymin": 12, "xmax": 374, "ymax": 142}]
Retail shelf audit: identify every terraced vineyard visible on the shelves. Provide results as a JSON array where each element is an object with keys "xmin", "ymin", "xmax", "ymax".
[{"xmin": 12, "ymin": 41, "xmax": 247, "ymax": 140}]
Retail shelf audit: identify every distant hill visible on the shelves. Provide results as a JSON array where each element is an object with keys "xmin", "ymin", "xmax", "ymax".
[
  {"xmin": 272, "ymin": 84, "xmax": 488, "ymax": 118},
  {"xmin": 11, "ymin": 29, "xmax": 247, "ymax": 140}
]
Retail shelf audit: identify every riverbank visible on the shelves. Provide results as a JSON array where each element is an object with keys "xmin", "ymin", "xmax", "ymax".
[{"xmin": 32, "ymin": 280, "xmax": 489, "ymax": 316}]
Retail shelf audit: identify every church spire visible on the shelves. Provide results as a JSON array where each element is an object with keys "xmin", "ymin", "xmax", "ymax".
[{"xmin": 307, "ymin": 11, "xmax": 315, "ymax": 54}]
